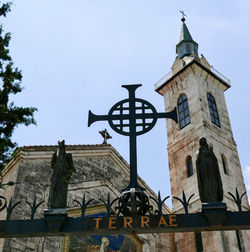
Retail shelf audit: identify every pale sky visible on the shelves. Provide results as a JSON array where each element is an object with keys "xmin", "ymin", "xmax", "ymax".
[{"xmin": 3, "ymin": 0, "xmax": 250, "ymax": 207}]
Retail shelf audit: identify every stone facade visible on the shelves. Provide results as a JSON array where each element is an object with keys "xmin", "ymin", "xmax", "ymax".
[
  {"xmin": 1, "ymin": 20, "xmax": 249, "ymax": 252},
  {"xmin": 0, "ymin": 144, "xmax": 174, "ymax": 252},
  {"xmin": 156, "ymin": 55, "xmax": 250, "ymax": 251}
]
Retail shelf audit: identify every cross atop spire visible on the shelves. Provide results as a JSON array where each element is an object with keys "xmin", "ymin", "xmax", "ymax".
[
  {"xmin": 180, "ymin": 10, "xmax": 186, "ymax": 22},
  {"xmin": 176, "ymin": 15, "xmax": 199, "ymax": 59}
]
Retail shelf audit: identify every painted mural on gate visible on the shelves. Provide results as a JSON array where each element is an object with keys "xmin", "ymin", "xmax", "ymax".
[{"xmin": 64, "ymin": 211, "xmax": 142, "ymax": 252}]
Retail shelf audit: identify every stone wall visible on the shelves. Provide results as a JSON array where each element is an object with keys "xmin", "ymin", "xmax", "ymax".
[{"xmin": 0, "ymin": 144, "xmax": 174, "ymax": 252}]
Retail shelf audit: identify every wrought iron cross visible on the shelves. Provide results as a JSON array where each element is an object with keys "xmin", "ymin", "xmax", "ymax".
[{"xmin": 88, "ymin": 84, "xmax": 178, "ymax": 191}]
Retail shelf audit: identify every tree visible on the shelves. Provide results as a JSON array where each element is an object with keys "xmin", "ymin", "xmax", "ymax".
[{"xmin": 0, "ymin": 2, "xmax": 37, "ymax": 170}]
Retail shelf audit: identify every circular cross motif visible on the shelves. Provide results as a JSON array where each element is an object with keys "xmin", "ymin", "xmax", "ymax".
[
  {"xmin": 117, "ymin": 188, "xmax": 151, "ymax": 216},
  {"xmin": 108, "ymin": 98, "xmax": 157, "ymax": 136}
]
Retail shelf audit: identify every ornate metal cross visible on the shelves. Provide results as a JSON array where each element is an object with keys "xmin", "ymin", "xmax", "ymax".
[{"xmin": 88, "ymin": 84, "xmax": 178, "ymax": 192}]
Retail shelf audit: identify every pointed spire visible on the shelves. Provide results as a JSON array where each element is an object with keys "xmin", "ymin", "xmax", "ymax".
[
  {"xmin": 179, "ymin": 22, "xmax": 193, "ymax": 42},
  {"xmin": 176, "ymin": 14, "xmax": 199, "ymax": 59}
]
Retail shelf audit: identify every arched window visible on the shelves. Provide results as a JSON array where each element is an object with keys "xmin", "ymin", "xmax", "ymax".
[
  {"xmin": 207, "ymin": 93, "xmax": 220, "ymax": 127},
  {"xmin": 177, "ymin": 94, "xmax": 190, "ymax": 129},
  {"xmin": 221, "ymin": 155, "xmax": 228, "ymax": 175},
  {"xmin": 186, "ymin": 43, "xmax": 191, "ymax": 54},
  {"xmin": 179, "ymin": 46, "xmax": 183, "ymax": 57},
  {"xmin": 186, "ymin": 156, "xmax": 194, "ymax": 177}
]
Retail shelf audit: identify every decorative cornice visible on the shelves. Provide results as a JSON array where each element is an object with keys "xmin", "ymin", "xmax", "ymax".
[{"xmin": 156, "ymin": 59, "xmax": 230, "ymax": 95}]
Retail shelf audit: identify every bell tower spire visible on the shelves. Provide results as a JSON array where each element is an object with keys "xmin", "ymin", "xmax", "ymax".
[
  {"xmin": 155, "ymin": 14, "xmax": 250, "ymax": 252},
  {"xmin": 176, "ymin": 12, "xmax": 198, "ymax": 58}
]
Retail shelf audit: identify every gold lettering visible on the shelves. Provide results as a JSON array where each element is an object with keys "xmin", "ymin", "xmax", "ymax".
[
  {"xmin": 169, "ymin": 215, "xmax": 177, "ymax": 226},
  {"xmin": 108, "ymin": 217, "xmax": 117, "ymax": 229},
  {"xmin": 94, "ymin": 217, "xmax": 102, "ymax": 229},
  {"xmin": 141, "ymin": 216, "xmax": 150, "ymax": 228},
  {"xmin": 124, "ymin": 217, "xmax": 133, "ymax": 229},
  {"xmin": 158, "ymin": 216, "xmax": 168, "ymax": 227}
]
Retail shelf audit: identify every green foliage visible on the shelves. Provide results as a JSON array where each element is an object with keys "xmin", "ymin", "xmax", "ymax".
[{"xmin": 0, "ymin": 1, "xmax": 37, "ymax": 170}]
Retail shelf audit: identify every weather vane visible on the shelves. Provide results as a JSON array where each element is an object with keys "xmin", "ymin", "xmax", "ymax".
[
  {"xmin": 180, "ymin": 10, "xmax": 186, "ymax": 22},
  {"xmin": 88, "ymin": 84, "xmax": 178, "ymax": 215}
]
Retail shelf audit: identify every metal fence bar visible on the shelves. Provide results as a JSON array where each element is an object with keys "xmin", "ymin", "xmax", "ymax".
[{"xmin": 0, "ymin": 211, "xmax": 250, "ymax": 238}]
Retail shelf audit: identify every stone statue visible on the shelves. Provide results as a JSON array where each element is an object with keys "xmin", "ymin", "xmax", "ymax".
[
  {"xmin": 48, "ymin": 140, "xmax": 75, "ymax": 208},
  {"xmin": 196, "ymin": 137, "xmax": 223, "ymax": 203}
]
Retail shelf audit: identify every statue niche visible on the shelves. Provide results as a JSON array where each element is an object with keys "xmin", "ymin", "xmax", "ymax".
[
  {"xmin": 196, "ymin": 137, "xmax": 223, "ymax": 203},
  {"xmin": 48, "ymin": 140, "xmax": 75, "ymax": 208}
]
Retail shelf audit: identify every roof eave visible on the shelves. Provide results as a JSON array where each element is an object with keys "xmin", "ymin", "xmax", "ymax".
[{"xmin": 155, "ymin": 59, "xmax": 231, "ymax": 95}]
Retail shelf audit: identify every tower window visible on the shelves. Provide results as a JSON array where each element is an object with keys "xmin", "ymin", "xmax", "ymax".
[
  {"xmin": 179, "ymin": 46, "xmax": 183, "ymax": 57},
  {"xmin": 186, "ymin": 156, "xmax": 194, "ymax": 177},
  {"xmin": 186, "ymin": 43, "xmax": 191, "ymax": 54},
  {"xmin": 194, "ymin": 45, "xmax": 198, "ymax": 55},
  {"xmin": 221, "ymin": 155, "xmax": 228, "ymax": 175},
  {"xmin": 177, "ymin": 94, "xmax": 190, "ymax": 129},
  {"xmin": 207, "ymin": 93, "xmax": 220, "ymax": 127}
]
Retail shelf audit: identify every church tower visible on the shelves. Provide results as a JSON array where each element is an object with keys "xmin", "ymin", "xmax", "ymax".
[{"xmin": 155, "ymin": 17, "xmax": 250, "ymax": 252}]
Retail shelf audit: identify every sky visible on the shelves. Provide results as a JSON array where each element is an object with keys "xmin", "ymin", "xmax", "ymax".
[{"xmin": 2, "ymin": 0, "xmax": 250, "ymax": 207}]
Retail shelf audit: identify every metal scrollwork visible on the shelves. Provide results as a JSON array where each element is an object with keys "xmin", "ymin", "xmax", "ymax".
[
  {"xmin": 99, "ymin": 192, "xmax": 119, "ymax": 217},
  {"xmin": 0, "ymin": 177, "xmax": 16, "ymax": 214},
  {"xmin": 173, "ymin": 190, "xmax": 194, "ymax": 214},
  {"xmin": 73, "ymin": 193, "xmax": 94, "ymax": 218},
  {"xmin": 150, "ymin": 191, "xmax": 170, "ymax": 215},
  {"xmin": 6, "ymin": 197, "xmax": 21, "ymax": 220},
  {"xmin": 228, "ymin": 188, "xmax": 247, "ymax": 212},
  {"xmin": 0, "ymin": 195, "xmax": 7, "ymax": 212},
  {"xmin": 26, "ymin": 197, "xmax": 44, "ymax": 219}
]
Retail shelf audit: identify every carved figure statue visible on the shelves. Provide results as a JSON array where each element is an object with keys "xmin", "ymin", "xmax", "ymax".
[
  {"xmin": 48, "ymin": 140, "xmax": 75, "ymax": 208},
  {"xmin": 196, "ymin": 137, "xmax": 223, "ymax": 203}
]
